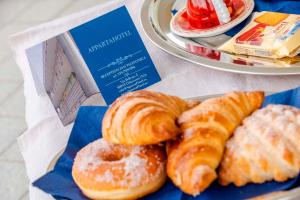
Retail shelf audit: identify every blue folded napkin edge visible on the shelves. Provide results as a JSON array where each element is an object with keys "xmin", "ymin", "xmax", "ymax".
[{"xmin": 33, "ymin": 86, "xmax": 300, "ymax": 200}]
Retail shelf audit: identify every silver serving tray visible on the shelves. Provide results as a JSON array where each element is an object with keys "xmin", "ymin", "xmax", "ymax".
[{"xmin": 140, "ymin": 0, "xmax": 300, "ymax": 75}]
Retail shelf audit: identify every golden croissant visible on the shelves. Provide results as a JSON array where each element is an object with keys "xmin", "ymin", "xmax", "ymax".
[
  {"xmin": 102, "ymin": 90, "xmax": 194, "ymax": 145},
  {"xmin": 219, "ymin": 104, "xmax": 300, "ymax": 187},
  {"xmin": 167, "ymin": 91, "xmax": 264, "ymax": 195}
]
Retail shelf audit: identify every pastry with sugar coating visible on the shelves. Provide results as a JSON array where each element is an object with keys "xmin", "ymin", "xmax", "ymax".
[
  {"xmin": 219, "ymin": 104, "xmax": 300, "ymax": 186},
  {"xmin": 72, "ymin": 138, "xmax": 166, "ymax": 200}
]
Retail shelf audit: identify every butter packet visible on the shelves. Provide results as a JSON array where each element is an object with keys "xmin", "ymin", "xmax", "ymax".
[
  {"xmin": 230, "ymin": 54, "xmax": 300, "ymax": 68},
  {"xmin": 219, "ymin": 11, "xmax": 300, "ymax": 58}
]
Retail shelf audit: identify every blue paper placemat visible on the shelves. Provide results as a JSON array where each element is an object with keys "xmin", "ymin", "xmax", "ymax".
[
  {"xmin": 33, "ymin": 86, "xmax": 300, "ymax": 200},
  {"xmin": 226, "ymin": 0, "xmax": 300, "ymax": 36}
]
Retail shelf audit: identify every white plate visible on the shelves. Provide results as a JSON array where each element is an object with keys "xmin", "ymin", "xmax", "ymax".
[{"xmin": 170, "ymin": 0, "xmax": 254, "ymax": 37}]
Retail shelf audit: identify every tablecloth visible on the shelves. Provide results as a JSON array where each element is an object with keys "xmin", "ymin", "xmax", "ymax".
[{"xmin": 10, "ymin": 0, "xmax": 300, "ymax": 199}]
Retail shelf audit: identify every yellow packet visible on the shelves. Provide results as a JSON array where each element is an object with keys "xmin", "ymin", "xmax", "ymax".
[
  {"xmin": 230, "ymin": 54, "xmax": 300, "ymax": 68},
  {"xmin": 219, "ymin": 11, "xmax": 300, "ymax": 58}
]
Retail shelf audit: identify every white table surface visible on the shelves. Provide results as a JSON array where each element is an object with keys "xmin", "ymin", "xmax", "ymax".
[{"xmin": 10, "ymin": 0, "xmax": 300, "ymax": 199}]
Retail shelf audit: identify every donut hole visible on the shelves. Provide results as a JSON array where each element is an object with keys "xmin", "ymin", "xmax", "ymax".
[
  {"xmin": 101, "ymin": 150, "xmax": 130, "ymax": 162},
  {"xmin": 102, "ymin": 153, "xmax": 123, "ymax": 161}
]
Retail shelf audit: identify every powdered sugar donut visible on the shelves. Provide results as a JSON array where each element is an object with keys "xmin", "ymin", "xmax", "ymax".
[{"xmin": 72, "ymin": 139, "xmax": 166, "ymax": 199}]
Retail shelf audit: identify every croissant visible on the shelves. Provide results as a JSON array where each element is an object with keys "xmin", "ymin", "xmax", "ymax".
[
  {"xmin": 219, "ymin": 104, "xmax": 300, "ymax": 187},
  {"xmin": 167, "ymin": 91, "xmax": 264, "ymax": 195},
  {"xmin": 102, "ymin": 90, "xmax": 194, "ymax": 145}
]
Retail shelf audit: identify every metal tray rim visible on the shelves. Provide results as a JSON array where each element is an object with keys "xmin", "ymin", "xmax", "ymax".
[{"xmin": 140, "ymin": 0, "xmax": 300, "ymax": 76}]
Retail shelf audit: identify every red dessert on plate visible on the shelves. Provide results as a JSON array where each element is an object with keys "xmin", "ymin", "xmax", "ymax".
[
  {"xmin": 170, "ymin": 0, "xmax": 254, "ymax": 38},
  {"xmin": 184, "ymin": 0, "xmax": 245, "ymax": 30}
]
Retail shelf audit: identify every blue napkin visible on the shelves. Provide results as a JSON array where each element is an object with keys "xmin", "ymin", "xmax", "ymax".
[
  {"xmin": 33, "ymin": 86, "xmax": 300, "ymax": 200},
  {"xmin": 226, "ymin": 0, "xmax": 300, "ymax": 36}
]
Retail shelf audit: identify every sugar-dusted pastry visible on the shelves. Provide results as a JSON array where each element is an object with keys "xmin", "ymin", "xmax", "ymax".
[
  {"xmin": 72, "ymin": 138, "xmax": 166, "ymax": 200},
  {"xmin": 167, "ymin": 91, "xmax": 264, "ymax": 195},
  {"xmin": 102, "ymin": 90, "xmax": 193, "ymax": 145},
  {"xmin": 219, "ymin": 104, "xmax": 300, "ymax": 187}
]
